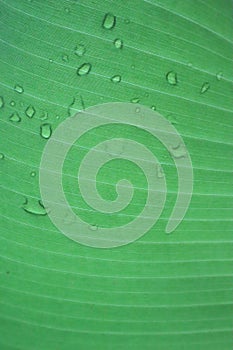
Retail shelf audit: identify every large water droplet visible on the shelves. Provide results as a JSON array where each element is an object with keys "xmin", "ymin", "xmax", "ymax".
[
  {"xmin": 114, "ymin": 38, "xmax": 123, "ymax": 49},
  {"xmin": 40, "ymin": 123, "xmax": 52, "ymax": 139},
  {"xmin": 10, "ymin": 112, "xmax": 21, "ymax": 123},
  {"xmin": 25, "ymin": 105, "xmax": 35, "ymax": 118},
  {"xmin": 111, "ymin": 75, "xmax": 121, "ymax": 83},
  {"xmin": 200, "ymin": 82, "xmax": 210, "ymax": 94},
  {"xmin": 14, "ymin": 84, "xmax": 24, "ymax": 94},
  {"xmin": 102, "ymin": 13, "xmax": 116, "ymax": 29},
  {"xmin": 23, "ymin": 198, "xmax": 47, "ymax": 216},
  {"xmin": 0, "ymin": 96, "xmax": 4, "ymax": 108},
  {"xmin": 74, "ymin": 44, "xmax": 86, "ymax": 57},
  {"xmin": 77, "ymin": 63, "xmax": 91, "ymax": 76},
  {"xmin": 216, "ymin": 72, "xmax": 223, "ymax": 81},
  {"xmin": 166, "ymin": 71, "xmax": 177, "ymax": 85}
]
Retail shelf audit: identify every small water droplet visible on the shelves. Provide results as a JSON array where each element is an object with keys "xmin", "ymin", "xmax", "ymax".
[
  {"xmin": 49, "ymin": 58, "xmax": 53, "ymax": 63},
  {"xmin": 56, "ymin": 115, "xmax": 60, "ymax": 120},
  {"xmin": 151, "ymin": 105, "xmax": 156, "ymax": 111},
  {"xmin": 89, "ymin": 224, "xmax": 98, "ymax": 231},
  {"xmin": 14, "ymin": 84, "xmax": 24, "ymax": 94},
  {"xmin": 167, "ymin": 114, "xmax": 178, "ymax": 125},
  {"xmin": 40, "ymin": 111, "xmax": 48, "ymax": 121},
  {"xmin": 25, "ymin": 105, "xmax": 35, "ymax": 118},
  {"xmin": 102, "ymin": 13, "xmax": 116, "ymax": 29},
  {"xmin": 111, "ymin": 75, "xmax": 121, "ymax": 83},
  {"xmin": 68, "ymin": 96, "xmax": 84, "ymax": 117},
  {"xmin": 40, "ymin": 123, "xmax": 52, "ymax": 139},
  {"xmin": 216, "ymin": 72, "xmax": 223, "ymax": 81},
  {"xmin": 0, "ymin": 96, "xmax": 4, "ymax": 108},
  {"xmin": 62, "ymin": 54, "xmax": 69, "ymax": 62},
  {"xmin": 131, "ymin": 65, "xmax": 135, "ymax": 69},
  {"xmin": 131, "ymin": 97, "xmax": 140, "ymax": 103},
  {"xmin": 170, "ymin": 143, "xmax": 186, "ymax": 158},
  {"xmin": 157, "ymin": 164, "xmax": 164, "ymax": 178},
  {"xmin": 114, "ymin": 38, "xmax": 123, "ymax": 49},
  {"xmin": 187, "ymin": 62, "xmax": 192, "ymax": 67},
  {"xmin": 10, "ymin": 101, "xmax": 16, "ymax": 107},
  {"xmin": 10, "ymin": 112, "xmax": 21, "ymax": 123},
  {"xmin": 65, "ymin": 7, "xmax": 70, "ymax": 13},
  {"xmin": 135, "ymin": 107, "xmax": 140, "ymax": 113},
  {"xmin": 124, "ymin": 18, "xmax": 130, "ymax": 24},
  {"xmin": 166, "ymin": 71, "xmax": 177, "ymax": 85},
  {"xmin": 0, "ymin": 153, "xmax": 5, "ymax": 160},
  {"xmin": 30, "ymin": 171, "xmax": 36, "ymax": 177},
  {"xmin": 23, "ymin": 198, "xmax": 47, "ymax": 216},
  {"xmin": 200, "ymin": 82, "xmax": 210, "ymax": 94},
  {"xmin": 77, "ymin": 63, "xmax": 91, "ymax": 76},
  {"xmin": 74, "ymin": 44, "xmax": 86, "ymax": 57}
]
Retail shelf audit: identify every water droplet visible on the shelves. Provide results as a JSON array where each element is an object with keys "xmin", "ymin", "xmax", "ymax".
[
  {"xmin": 74, "ymin": 44, "xmax": 86, "ymax": 57},
  {"xmin": 170, "ymin": 143, "xmax": 186, "ymax": 158},
  {"xmin": 89, "ymin": 224, "xmax": 98, "ymax": 231},
  {"xmin": 68, "ymin": 96, "xmax": 84, "ymax": 117},
  {"xmin": 40, "ymin": 123, "xmax": 52, "ymax": 139},
  {"xmin": 10, "ymin": 101, "xmax": 16, "ymax": 107},
  {"xmin": 25, "ymin": 105, "xmax": 35, "ymax": 118},
  {"xmin": 135, "ymin": 107, "xmax": 140, "ymax": 113},
  {"xmin": 187, "ymin": 62, "xmax": 192, "ymax": 67},
  {"xmin": 216, "ymin": 72, "xmax": 223, "ymax": 81},
  {"xmin": 157, "ymin": 164, "xmax": 164, "ymax": 178},
  {"xmin": 114, "ymin": 38, "xmax": 123, "ymax": 49},
  {"xmin": 111, "ymin": 75, "xmax": 121, "ymax": 83},
  {"xmin": 77, "ymin": 63, "xmax": 91, "ymax": 76},
  {"xmin": 131, "ymin": 65, "xmax": 135, "ymax": 69},
  {"xmin": 167, "ymin": 114, "xmax": 178, "ymax": 125},
  {"xmin": 166, "ymin": 71, "xmax": 177, "ymax": 85},
  {"xmin": 65, "ymin": 7, "xmax": 70, "ymax": 13},
  {"xmin": 40, "ymin": 111, "xmax": 48, "ymax": 121},
  {"xmin": 56, "ymin": 115, "xmax": 60, "ymax": 120},
  {"xmin": 49, "ymin": 58, "xmax": 53, "ymax": 63},
  {"xmin": 102, "ymin": 13, "xmax": 116, "ymax": 29},
  {"xmin": 30, "ymin": 171, "xmax": 36, "ymax": 177},
  {"xmin": 23, "ymin": 198, "xmax": 47, "ymax": 216},
  {"xmin": 10, "ymin": 112, "xmax": 21, "ymax": 123},
  {"xmin": 151, "ymin": 105, "xmax": 156, "ymax": 111},
  {"xmin": 200, "ymin": 82, "xmax": 210, "ymax": 94},
  {"xmin": 14, "ymin": 84, "xmax": 24, "ymax": 94},
  {"xmin": 0, "ymin": 153, "xmax": 5, "ymax": 160},
  {"xmin": 62, "ymin": 54, "xmax": 69, "ymax": 62},
  {"xmin": 131, "ymin": 97, "xmax": 140, "ymax": 103},
  {"xmin": 0, "ymin": 96, "xmax": 4, "ymax": 108},
  {"xmin": 124, "ymin": 18, "xmax": 130, "ymax": 24}
]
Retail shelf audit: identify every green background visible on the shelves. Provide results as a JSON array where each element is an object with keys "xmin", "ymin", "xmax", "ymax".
[{"xmin": 0, "ymin": 0, "xmax": 232, "ymax": 349}]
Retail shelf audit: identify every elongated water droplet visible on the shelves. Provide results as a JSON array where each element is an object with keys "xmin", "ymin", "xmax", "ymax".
[
  {"xmin": 102, "ymin": 13, "xmax": 116, "ymax": 29},
  {"xmin": 131, "ymin": 97, "xmax": 140, "ymax": 103},
  {"xmin": 10, "ymin": 112, "xmax": 21, "ymax": 122},
  {"xmin": 14, "ymin": 84, "xmax": 24, "ymax": 94},
  {"xmin": 216, "ymin": 72, "xmax": 223, "ymax": 81},
  {"xmin": 23, "ymin": 198, "xmax": 47, "ymax": 216},
  {"xmin": 68, "ymin": 96, "xmax": 84, "ymax": 117},
  {"xmin": 10, "ymin": 101, "xmax": 16, "ymax": 107},
  {"xmin": 77, "ymin": 63, "xmax": 91, "ymax": 76},
  {"xmin": 40, "ymin": 123, "xmax": 52, "ymax": 139},
  {"xmin": 200, "ymin": 82, "xmax": 210, "ymax": 94},
  {"xmin": 0, "ymin": 96, "xmax": 4, "ymax": 108},
  {"xmin": 166, "ymin": 71, "xmax": 177, "ymax": 85},
  {"xmin": 111, "ymin": 75, "xmax": 121, "ymax": 83},
  {"xmin": 114, "ymin": 38, "xmax": 123, "ymax": 49},
  {"xmin": 0, "ymin": 153, "xmax": 5, "ymax": 160},
  {"xmin": 25, "ymin": 105, "xmax": 35, "ymax": 118},
  {"xmin": 74, "ymin": 44, "xmax": 86, "ymax": 57},
  {"xmin": 62, "ymin": 54, "xmax": 69, "ymax": 62}
]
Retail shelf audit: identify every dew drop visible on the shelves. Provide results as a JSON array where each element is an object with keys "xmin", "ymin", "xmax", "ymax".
[
  {"xmin": 10, "ymin": 101, "xmax": 16, "ymax": 107},
  {"xmin": 166, "ymin": 71, "xmax": 177, "ymax": 85},
  {"xmin": 74, "ymin": 44, "xmax": 86, "ymax": 57},
  {"xmin": 111, "ymin": 75, "xmax": 121, "ymax": 83},
  {"xmin": 170, "ymin": 143, "xmax": 186, "ymax": 158},
  {"xmin": 0, "ymin": 153, "xmax": 5, "ymax": 160},
  {"xmin": 135, "ymin": 107, "xmax": 140, "ymax": 113},
  {"xmin": 68, "ymin": 96, "xmax": 84, "ymax": 117},
  {"xmin": 77, "ymin": 63, "xmax": 92, "ymax": 76},
  {"xmin": 30, "ymin": 171, "xmax": 36, "ymax": 177},
  {"xmin": 23, "ymin": 198, "xmax": 47, "ymax": 216},
  {"xmin": 216, "ymin": 72, "xmax": 223, "ymax": 81},
  {"xmin": 89, "ymin": 224, "xmax": 98, "ymax": 231},
  {"xmin": 0, "ymin": 96, "xmax": 4, "ymax": 108},
  {"xmin": 49, "ymin": 58, "xmax": 53, "ymax": 63},
  {"xmin": 102, "ymin": 13, "xmax": 116, "ymax": 29},
  {"xmin": 131, "ymin": 65, "xmax": 135, "ymax": 69},
  {"xmin": 131, "ymin": 97, "xmax": 140, "ymax": 103},
  {"xmin": 114, "ymin": 38, "xmax": 123, "ymax": 49},
  {"xmin": 40, "ymin": 111, "xmax": 48, "ymax": 121},
  {"xmin": 14, "ymin": 84, "xmax": 24, "ymax": 94},
  {"xmin": 10, "ymin": 112, "xmax": 21, "ymax": 123},
  {"xmin": 200, "ymin": 82, "xmax": 210, "ymax": 94},
  {"xmin": 25, "ymin": 105, "xmax": 35, "ymax": 118},
  {"xmin": 151, "ymin": 105, "xmax": 156, "ymax": 111},
  {"xmin": 62, "ymin": 54, "xmax": 69, "ymax": 62},
  {"xmin": 40, "ymin": 123, "xmax": 52, "ymax": 139}
]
